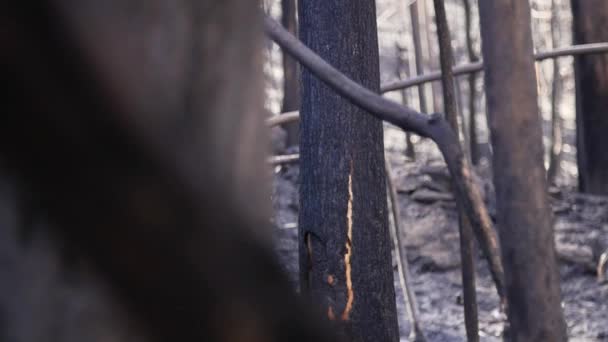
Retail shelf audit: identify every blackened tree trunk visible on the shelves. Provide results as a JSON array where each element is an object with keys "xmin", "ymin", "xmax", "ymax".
[
  {"xmin": 298, "ymin": 0, "xmax": 399, "ymax": 341},
  {"xmin": 478, "ymin": 1, "xmax": 567, "ymax": 341},
  {"xmin": 433, "ymin": 1, "xmax": 479, "ymax": 340},
  {"xmin": 463, "ymin": 0, "xmax": 480, "ymax": 165},
  {"xmin": 281, "ymin": 0, "xmax": 301, "ymax": 146},
  {"xmin": 571, "ymin": 0, "xmax": 608, "ymax": 194}
]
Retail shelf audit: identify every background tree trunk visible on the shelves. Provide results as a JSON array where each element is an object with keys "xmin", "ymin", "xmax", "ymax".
[
  {"xmin": 2, "ymin": 2, "xmax": 335, "ymax": 342},
  {"xmin": 433, "ymin": 1, "xmax": 479, "ymax": 340},
  {"xmin": 298, "ymin": 0, "xmax": 399, "ymax": 340},
  {"xmin": 409, "ymin": 0, "xmax": 429, "ymax": 115},
  {"xmin": 547, "ymin": 0, "xmax": 563, "ymax": 184},
  {"xmin": 571, "ymin": 0, "xmax": 608, "ymax": 194},
  {"xmin": 463, "ymin": 0, "xmax": 480, "ymax": 165},
  {"xmin": 396, "ymin": 44, "xmax": 416, "ymax": 160},
  {"xmin": 281, "ymin": 0, "xmax": 301, "ymax": 147},
  {"xmin": 478, "ymin": 1, "xmax": 567, "ymax": 341}
]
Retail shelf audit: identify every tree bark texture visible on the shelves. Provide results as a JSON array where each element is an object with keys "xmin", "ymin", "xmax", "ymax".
[
  {"xmin": 281, "ymin": 0, "xmax": 301, "ymax": 146},
  {"xmin": 298, "ymin": 0, "xmax": 399, "ymax": 341},
  {"xmin": 478, "ymin": 1, "xmax": 567, "ymax": 341},
  {"xmin": 571, "ymin": 0, "xmax": 608, "ymax": 194}
]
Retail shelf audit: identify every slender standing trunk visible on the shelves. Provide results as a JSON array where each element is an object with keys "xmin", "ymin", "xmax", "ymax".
[
  {"xmin": 423, "ymin": 0, "xmax": 443, "ymax": 113},
  {"xmin": 571, "ymin": 0, "xmax": 608, "ymax": 194},
  {"xmin": 547, "ymin": 0, "xmax": 563, "ymax": 184},
  {"xmin": 478, "ymin": 1, "xmax": 567, "ymax": 341},
  {"xmin": 433, "ymin": 1, "xmax": 479, "ymax": 341},
  {"xmin": 281, "ymin": 0, "xmax": 301, "ymax": 147},
  {"xmin": 397, "ymin": 45, "xmax": 416, "ymax": 160},
  {"xmin": 409, "ymin": 0, "xmax": 428, "ymax": 115},
  {"xmin": 463, "ymin": 0, "xmax": 480, "ymax": 165},
  {"xmin": 298, "ymin": 0, "xmax": 399, "ymax": 341}
]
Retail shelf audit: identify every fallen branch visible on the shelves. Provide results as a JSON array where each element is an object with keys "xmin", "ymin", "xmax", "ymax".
[
  {"xmin": 385, "ymin": 161, "xmax": 426, "ymax": 342},
  {"xmin": 264, "ymin": 14, "xmax": 506, "ymax": 303}
]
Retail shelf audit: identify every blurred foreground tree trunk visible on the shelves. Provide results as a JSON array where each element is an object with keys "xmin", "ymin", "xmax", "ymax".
[
  {"xmin": 478, "ymin": 1, "xmax": 567, "ymax": 341},
  {"xmin": 298, "ymin": 0, "xmax": 399, "ymax": 340},
  {"xmin": 281, "ymin": 0, "xmax": 301, "ymax": 147},
  {"xmin": 2, "ymin": 1, "xmax": 335, "ymax": 342},
  {"xmin": 571, "ymin": 0, "xmax": 608, "ymax": 194}
]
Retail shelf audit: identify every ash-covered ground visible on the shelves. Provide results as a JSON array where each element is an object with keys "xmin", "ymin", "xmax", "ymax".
[{"xmin": 270, "ymin": 131, "xmax": 608, "ymax": 341}]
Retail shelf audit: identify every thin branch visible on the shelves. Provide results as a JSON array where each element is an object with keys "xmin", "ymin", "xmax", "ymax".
[
  {"xmin": 381, "ymin": 42, "xmax": 608, "ymax": 93},
  {"xmin": 264, "ymin": 14, "xmax": 506, "ymax": 303},
  {"xmin": 386, "ymin": 160, "xmax": 426, "ymax": 342},
  {"xmin": 267, "ymin": 42, "xmax": 608, "ymax": 127},
  {"xmin": 266, "ymin": 110, "xmax": 299, "ymax": 127},
  {"xmin": 264, "ymin": 15, "xmax": 429, "ymax": 136},
  {"xmin": 267, "ymin": 153, "xmax": 300, "ymax": 165}
]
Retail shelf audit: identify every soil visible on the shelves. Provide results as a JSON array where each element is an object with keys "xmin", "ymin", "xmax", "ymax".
[{"xmin": 270, "ymin": 135, "xmax": 608, "ymax": 341}]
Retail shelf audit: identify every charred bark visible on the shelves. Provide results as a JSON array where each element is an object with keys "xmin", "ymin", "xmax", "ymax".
[{"xmin": 298, "ymin": 0, "xmax": 399, "ymax": 341}]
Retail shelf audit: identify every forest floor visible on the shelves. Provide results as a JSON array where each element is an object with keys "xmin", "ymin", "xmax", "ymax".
[{"xmin": 270, "ymin": 129, "xmax": 608, "ymax": 342}]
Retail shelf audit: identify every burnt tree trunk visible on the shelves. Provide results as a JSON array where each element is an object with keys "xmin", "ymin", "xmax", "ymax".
[
  {"xmin": 433, "ymin": 1, "xmax": 479, "ymax": 340},
  {"xmin": 281, "ymin": 0, "xmax": 301, "ymax": 146},
  {"xmin": 298, "ymin": 0, "xmax": 399, "ymax": 341},
  {"xmin": 478, "ymin": 1, "xmax": 567, "ymax": 341},
  {"xmin": 463, "ymin": 0, "xmax": 480, "ymax": 165},
  {"xmin": 571, "ymin": 0, "xmax": 608, "ymax": 194}
]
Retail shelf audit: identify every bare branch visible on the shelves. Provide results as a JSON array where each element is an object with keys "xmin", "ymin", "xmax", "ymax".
[
  {"xmin": 268, "ymin": 42, "xmax": 608, "ymax": 126},
  {"xmin": 266, "ymin": 111, "xmax": 299, "ymax": 127},
  {"xmin": 267, "ymin": 153, "xmax": 300, "ymax": 165},
  {"xmin": 381, "ymin": 42, "xmax": 608, "ymax": 93},
  {"xmin": 386, "ymin": 161, "xmax": 426, "ymax": 342},
  {"xmin": 264, "ymin": 15, "xmax": 429, "ymax": 136}
]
